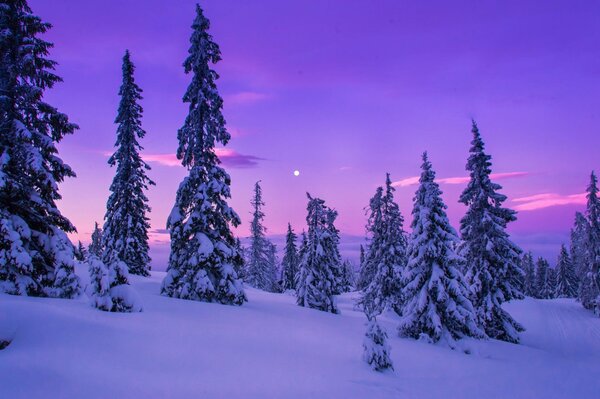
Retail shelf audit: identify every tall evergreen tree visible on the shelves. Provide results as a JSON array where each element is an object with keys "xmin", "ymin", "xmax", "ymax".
[
  {"xmin": 0, "ymin": 0, "xmax": 80, "ymax": 297},
  {"xmin": 75, "ymin": 241, "xmax": 87, "ymax": 262},
  {"xmin": 535, "ymin": 257, "xmax": 551, "ymax": 299},
  {"xmin": 246, "ymin": 181, "xmax": 277, "ymax": 292},
  {"xmin": 556, "ymin": 244, "xmax": 578, "ymax": 298},
  {"xmin": 547, "ymin": 266, "xmax": 557, "ymax": 299},
  {"xmin": 296, "ymin": 194, "xmax": 338, "ymax": 313},
  {"xmin": 161, "ymin": 5, "xmax": 245, "ymax": 305},
  {"xmin": 266, "ymin": 241, "xmax": 280, "ymax": 292},
  {"xmin": 522, "ymin": 251, "xmax": 536, "ymax": 297},
  {"xmin": 325, "ymin": 207, "xmax": 344, "ymax": 294},
  {"xmin": 361, "ymin": 173, "xmax": 407, "ymax": 316},
  {"xmin": 581, "ymin": 172, "xmax": 600, "ymax": 313},
  {"xmin": 399, "ymin": 153, "xmax": 482, "ymax": 346},
  {"xmin": 357, "ymin": 187, "xmax": 384, "ymax": 290},
  {"xmin": 570, "ymin": 212, "xmax": 590, "ymax": 289},
  {"xmin": 88, "ymin": 222, "xmax": 103, "ymax": 258},
  {"xmin": 295, "ymin": 231, "xmax": 308, "ymax": 288},
  {"xmin": 102, "ymin": 50, "xmax": 154, "ymax": 277},
  {"xmin": 340, "ymin": 259, "xmax": 356, "ymax": 293},
  {"xmin": 458, "ymin": 121, "xmax": 524, "ymax": 343},
  {"xmin": 281, "ymin": 223, "xmax": 299, "ymax": 291}
]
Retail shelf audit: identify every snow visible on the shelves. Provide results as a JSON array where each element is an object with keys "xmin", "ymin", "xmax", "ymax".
[{"xmin": 1, "ymin": 267, "xmax": 600, "ymax": 398}]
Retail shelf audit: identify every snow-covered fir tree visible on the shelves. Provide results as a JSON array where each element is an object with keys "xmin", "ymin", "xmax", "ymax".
[
  {"xmin": 295, "ymin": 231, "xmax": 308, "ymax": 287},
  {"xmin": 399, "ymin": 153, "xmax": 482, "ymax": 346},
  {"xmin": 246, "ymin": 181, "xmax": 277, "ymax": 292},
  {"xmin": 102, "ymin": 50, "xmax": 154, "ymax": 277},
  {"xmin": 357, "ymin": 187, "xmax": 384, "ymax": 291},
  {"xmin": 570, "ymin": 212, "xmax": 590, "ymax": 290},
  {"xmin": 340, "ymin": 259, "xmax": 356, "ymax": 293},
  {"xmin": 362, "ymin": 315, "xmax": 393, "ymax": 372},
  {"xmin": 581, "ymin": 172, "xmax": 600, "ymax": 313},
  {"xmin": 296, "ymin": 194, "xmax": 338, "ymax": 313},
  {"xmin": 535, "ymin": 257, "xmax": 551, "ymax": 299},
  {"xmin": 160, "ymin": 5, "xmax": 245, "ymax": 305},
  {"xmin": 87, "ymin": 251, "xmax": 142, "ymax": 313},
  {"xmin": 281, "ymin": 223, "xmax": 299, "ymax": 291},
  {"xmin": 75, "ymin": 241, "xmax": 87, "ymax": 262},
  {"xmin": 522, "ymin": 251, "xmax": 536, "ymax": 297},
  {"xmin": 88, "ymin": 222, "xmax": 103, "ymax": 258},
  {"xmin": 325, "ymin": 207, "xmax": 344, "ymax": 294},
  {"xmin": 361, "ymin": 173, "xmax": 407, "ymax": 316},
  {"xmin": 0, "ymin": 0, "xmax": 80, "ymax": 298},
  {"xmin": 547, "ymin": 266, "xmax": 557, "ymax": 299},
  {"xmin": 555, "ymin": 244, "xmax": 578, "ymax": 298},
  {"xmin": 267, "ymin": 241, "xmax": 280, "ymax": 292},
  {"xmin": 458, "ymin": 121, "xmax": 524, "ymax": 343}
]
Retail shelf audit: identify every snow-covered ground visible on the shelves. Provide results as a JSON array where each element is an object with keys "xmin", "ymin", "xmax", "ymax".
[{"xmin": 1, "ymin": 268, "xmax": 599, "ymax": 399}]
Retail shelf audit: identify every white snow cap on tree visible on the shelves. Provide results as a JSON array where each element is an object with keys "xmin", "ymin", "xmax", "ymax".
[
  {"xmin": 161, "ymin": 4, "xmax": 245, "ymax": 305},
  {"xmin": 399, "ymin": 152, "xmax": 483, "ymax": 347}
]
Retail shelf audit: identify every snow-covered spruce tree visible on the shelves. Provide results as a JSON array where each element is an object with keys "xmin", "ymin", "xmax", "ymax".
[
  {"xmin": 340, "ymin": 259, "xmax": 356, "ymax": 293},
  {"xmin": 570, "ymin": 212, "xmax": 590, "ymax": 288},
  {"xmin": 399, "ymin": 153, "xmax": 482, "ymax": 346},
  {"xmin": 535, "ymin": 257, "xmax": 551, "ymax": 299},
  {"xmin": 581, "ymin": 172, "xmax": 600, "ymax": 313},
  {"xmin": 102, "ymin": 50, "xmax": 154, "ymax": 277},
  {"xmin": 296, "ymin": 194, "xmax": 338, "ymax": 313},
  {"xmin": 522, "ymin": 251, "xmax": 537, "ymax": 297},
  {"xmin": 88, "ymin": 222, "xmax": 103, "ymax": 258},
  {"xmin": 357, "ymin": 187, "xmax": 384, "ymax": 291},
  {"xmin": 458, "ymin": 121, "xmax": 524, "ymax": 343},
  {"xmin": 281, "ymin": 223, "xmax": 299, "ymax": 291},
  {"xmin": 0, "ymin": 0, "xmax": 80, "ymax": 297},
  {"xmin": 547, "ymin": 266, "xmax": 557, "ymax": 299},
  {"xmin": 245, "ymin": 181, "xmax": 277, "ymax": 291},
  {"xmin": 325, "ymin": 208, "xmax": 344, "ymax": 294},
  {"xmin": 267, "ymin": 241, "xmax": 280, "ymax": 292},
  {"xmin": 87, "ymin": 251, "xmax": 142, "ymax": 312},
  {"xmin": 555, "ymin": 244, "xmax": 578, "ymax": 298},
  {"xmin": 160, "ymin": 5, "xmax": 245, "ymax": 305},
  {"xmin": 363, "ymin": 314, "xmax": 394, "ymax": 372},
  {"xmin": 361, "ymin": 173, "xmax": 407, "ymax": 316},
  {"xmin": 75, "ymin": 241, "xmax": 87, "ymax": 262},
  {"xmin": 295, "ymin": 231, "xmax": 308, "ymax": 287}
]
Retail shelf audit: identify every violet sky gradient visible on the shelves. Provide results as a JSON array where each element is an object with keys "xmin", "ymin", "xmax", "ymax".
[{"xmin": 31, "ymin": 0, "xmax": 600, "ymax": 268}]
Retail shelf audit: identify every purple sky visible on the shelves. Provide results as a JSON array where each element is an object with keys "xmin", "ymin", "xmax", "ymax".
[{"xmin": 31, "ymin": 0, "xmax": 600, "ymax": 268}]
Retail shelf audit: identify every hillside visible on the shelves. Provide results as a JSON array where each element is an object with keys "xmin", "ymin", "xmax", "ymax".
[{"xmin": 1, "ymin": 269, "xmax": 599, "ymax": 399}]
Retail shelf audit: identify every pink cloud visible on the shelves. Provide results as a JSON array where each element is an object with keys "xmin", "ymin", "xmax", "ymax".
[
  {"xmin": 512, "ymin": 192, "xmax": 586, "ymax": 211},
  {"xmin": 225, "ymin": 91, "xmax": 271, "ymax": 105},
  {"xmin": 392, "ymin": 171, "xmax": 528, "ymax": 187},
  {"xmin": 142, "ymin": 148, "xmax": 263, "ymax": 169}
]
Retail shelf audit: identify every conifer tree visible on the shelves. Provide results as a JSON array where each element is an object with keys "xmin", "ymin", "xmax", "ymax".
[
  {"xmin": 535, "ymin": 257, "xmax": 551, "ymax": 299},
  {"xmin": 399, "ymin": 153, "xmax": 482, "ymax": 346},
  {"xmin": 581, "ymin": 172, "xmax": 600, "ymax": 313},
  {"xmin": 74, "ymin": 241, "xmax": 86, "ymax": 262},
  {"xmin": 246, "ymin": 181, "xmax": 277, "ymax": 292},
  {"xmin": 556, "ymin": 244, "xmax": 578, "ymax": 298},
  {"xmin": 281, "ymin": 223, "xmax": 299, "ymax": 291},
  {"xmin": 296, "ymin": 194, "xmax": 338, "ymax": 313},
  {"xmin": 357, "ymin": 187, "xmax": 384, "ymax": 290},
  {"xmin": 458, "ymin": 121, "xmax": 524, "ymax": 343},
  {"xmin": 161, "ymin": 5, "xmax": 245, "ymax": 305},
  {"xmin": 363, "ymin": 315, "xmax": 393, "ymax": 372},
  {"xmin": 295, "ymin": 231, "xmax": 308, "ymax": 287},
  {"xmin": 232, "ymin": 237, "xmax": 245, "ymax": 280},
  {"xmin": 359, "ymin": 244, "xmax": 365, "ymax": 271},
  {"xmin": 361, "ymin": 174, "xmax": 407, "ymax": 315},
  {"xmin": 340, "ymin": 259, "xmax": 356, "ymax": 292},
  {"xmin": 571, "ymin": 212, "xmax": 590, "ymax": 291},
  {"xmin": 547, "ymin": 266, "xmax": 557, "ymax": 299},
  {"xmin": 102, "ymin": 50, "xmax": 154, "ymax": 277},
  {"xmin": 88, "ymin": 222, "xmax": 103, "ymax": 258},
  {"xmin": 325, "ymin": 208, "xmax": 344, "ymax": 294},
  {"xmin": 522, "ymin": 251, "xmax": 536, "ymax": 297},
  {"xmin": 0, "ymin": 0, "xmax": 80, "ymax": 298}
]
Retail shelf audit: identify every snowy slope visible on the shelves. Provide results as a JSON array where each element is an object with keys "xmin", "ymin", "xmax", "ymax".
[{"xmin": 1, "ymin": 268, "xmax": 599, "ymax": 399}]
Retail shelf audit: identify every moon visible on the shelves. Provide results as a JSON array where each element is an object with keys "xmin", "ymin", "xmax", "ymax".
[{"xmin": 293, "ymin": 170, "xmax": 300, "ymax": 177}]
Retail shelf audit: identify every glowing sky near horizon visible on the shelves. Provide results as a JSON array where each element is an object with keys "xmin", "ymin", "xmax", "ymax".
[{"xmin": 31, "ymin": 0, "xmax": 600, "ymax": 267}]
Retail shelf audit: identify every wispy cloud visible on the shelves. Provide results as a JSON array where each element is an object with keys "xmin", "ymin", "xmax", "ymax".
[
  {"xmin": 513, "ymin": 192, "xmax": 586, "ymax": 211},
  {"xmin": 141, "ymin": 149, "xmax": 264, "ymax": 169},
  {"xmin": 392, "ymin": 171, "xmax": 528, "ymax": 188},
  {"xmin": 225, "ymin": 91, "xmax": 271, "ymax": 105}
]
